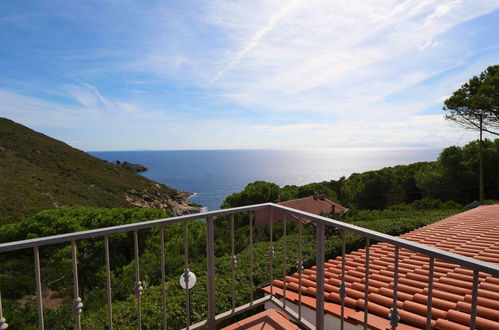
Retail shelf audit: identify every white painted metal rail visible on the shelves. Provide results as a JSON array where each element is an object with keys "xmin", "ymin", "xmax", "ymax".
[{"xmin": 0, "ymin": 203, "xmax": 497, "ymax": 330}]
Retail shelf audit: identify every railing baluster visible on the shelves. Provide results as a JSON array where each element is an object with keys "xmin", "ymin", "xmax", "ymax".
[
  {"xmin": 230, "ymin": 215, "xmax": 237, "ymax": 311},
  {"xmin": 206, "ymin": 216, "xmax": 216, "ymax": 329},
  {"xmin": 315, "ymin": 222, "xmax": 325, "ymax": 330},
  {"xmin": 160, "ymin": 226, "xmax": 167, "ymax": 330},
  {"xmin": 269, "ymin": 208, "xmax": 274, "ymax": 297},
  {"xmin": 470, "ymin": 270, "xmax": 479, "ymax": 330},
  {"xmin": 104, "ymin": 235, "xmax": 113, "ymax": 330},
  {"xmin": 133, "ymin": 231, "xmax": 143, "ymax": 329},
  {"xmin": 298, "ymin": 216, "xmax": 303, "ymax": 321},
  {"xmin": 389, "ymin": 246, "xmax": 400, "ymax": 329},
  {"xmin": 340, "ymin": 230, "xmax": 346, "ymax": 330},
  {"xmin": 364, "ymin": 238, "xmax": 370, "ymax": 330},
  {"xmin": 183, "ymin": 222, "xmax": 190, "ymax": 328},
  {"xmin": 0, "ymin": 287, "xmax": 7, "ymax": 330},
  {"xmin": 249, "ymin": 211, "xmax": 254, "ymax": 304},
  {"xmin": 282, "ymin": 215, "xmax": 287, "ymax": 309},
  {"xmin": 71, "ymin": 240, "xmax": 83, "ymax": 330},
  {"xmin": 34, "ymin": 246, "xmax": 44, "ymax": 330},
  {"xmin": 425, "ymin": 257, "xmax": 434, "ymax": 330}
]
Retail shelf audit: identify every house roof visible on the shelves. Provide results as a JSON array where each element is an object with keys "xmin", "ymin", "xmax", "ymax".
[
  {"xmin": 263, "ymin": 205, "xmax": 499, "ymax": 330},
  {"xmin": 255, "ymin": 195, "xmax": 347, "ymax": 227},
  {"xmin": 221, "ymin": 309, "xmax": 299, "ymax": 330},
  {"xmin": 277, "ymin": 195, "xmax": 347, "ymax": 215}
]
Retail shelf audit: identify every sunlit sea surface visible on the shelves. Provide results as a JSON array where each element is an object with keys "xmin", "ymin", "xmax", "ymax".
[{"xmin": 90, "ymin": 149, "xmax": 440, "ymax": 211}]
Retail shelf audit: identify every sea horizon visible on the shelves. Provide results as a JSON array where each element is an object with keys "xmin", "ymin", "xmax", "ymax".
[
  {"xmin": 90, "ymin": 148, "xmax": 441, "ymax": 211},
  {"xmin": 87, "ymin": 146, "xmax": 446, "ymax": 153}
]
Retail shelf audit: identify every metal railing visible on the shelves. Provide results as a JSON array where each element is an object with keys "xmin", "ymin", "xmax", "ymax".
[{"xmin": 0, "ymin": 203, "xmax": 498, "ymax": 330}]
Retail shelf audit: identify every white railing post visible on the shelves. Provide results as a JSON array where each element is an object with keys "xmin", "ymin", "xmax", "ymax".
[
  {"xmin": 282, "ymin": 215, "xmax": 287, "ymax": 309},
  {"xmin": 297, "ymin": 216, "xmax": 303, "ymax": 321},
  {"xmin": 269, "ymin": 208, "xmax": 275, "ymax": 296},
  {"xmin": 104, "ymin": 235, "xmax": 113, "ymax": 330},
  {"xmin": 315, "ymin": 222, "xmax": 325, "ymax": 330},
  {"xmin": 340, "ymin": 230, "xmax": 347, "ymax": 330},
  {"xmin": 133, "ymin": 231, "xmax": 143, "ymax": 329},
  {"xmin": 470, "ymin": 270, "xmax": 479, "ymax": 330},
  {"xmin": 230, "ymin": 214, "xmax": 237, "ymax": 311},
  {"xmin": 249, "ymin": 211, "xmax": 254, "ymax": 303},
  {"xmin": 389, "ymin": 246, "xmax": 400, "ymax": 329},
  {"xmin": 206, "ymin": 216, "xmax": 216, "ymax": 329},
  {"xmin": 183, "ymin": 222, "xmax": 190, "ymax": 328},
  {"xmin": 425, "ymin": 257, "xmax": 434, "ymax": 330},
  {"xmin": 0, "ymin": 285, "xmax": 8, "ymax": 329},
  {"xmin": 364, "ymin": 238, "xmax": 370, "ymax": 330},
  {"xmin": 34, "ymin": 246, "xmax": 44, "ymax": 330},
  {"xmin": 71, "ymin": 241, "xmax": 83, "ymax": 330},
  {"xmin": 160, "ymin": 226, "xmax": 167, "ymax": 330}
]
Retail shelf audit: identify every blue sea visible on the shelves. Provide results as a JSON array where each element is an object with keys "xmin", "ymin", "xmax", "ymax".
[{"xmin": 89, "ymin": 149, "xmax": 440, "ymax": 211}]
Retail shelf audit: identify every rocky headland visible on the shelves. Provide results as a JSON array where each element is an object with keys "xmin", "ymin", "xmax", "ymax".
[
  {"xmin": 125, "ymin": 184, "xmax": 202, "ymax": 216},
  {"xmin": 114, "ymin": 160, "xmax": 148, "ymax": 172}
]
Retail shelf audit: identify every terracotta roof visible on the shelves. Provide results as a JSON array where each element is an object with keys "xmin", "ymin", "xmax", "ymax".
[
  {"xmin": 221, "ymin": 309, "xmax": 299, "ymax": 330},
  {"xmin": 263, "ymin": 205, "xmax": 499, "ymax": 329},
  {"xmin": 255, "ymin": 196, "xmax": 346, "ymax": 227},
  {"xmin": 278, "ymin": 195, "xmax": 347, "ymax": 215}
]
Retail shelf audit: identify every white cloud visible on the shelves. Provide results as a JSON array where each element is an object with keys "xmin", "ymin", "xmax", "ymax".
[
  {"xmin": 65, "ymin": 84, "xmax": 108, "ymax": 109},
  {"xmin": 210, "ymin": 0, "xmax": 303, "ymax": 83},
  {"xmin": 202, "ymin": 0, "xmax": 499, "ymax": 119},
  {"xmin": 252, "ymin": 123, "xmax": 328, "ymax": 135},
  {"xmin": 64, "ymin": 83, "xmax": 169, "ymax": 119},
  {"xmin": 0, "ymin": 89, "xmax": 87, "ymax": 127},
  {"xmin": 0, "ymin": 88, "xmax": 490, "ymax": 151},
  {"xmin": 298, "ymin": 115, "xmax": 480, "ymax": 148},
  {"xmin": 0, "ymin": 86, "xmax": 169, "ymax": 132}
]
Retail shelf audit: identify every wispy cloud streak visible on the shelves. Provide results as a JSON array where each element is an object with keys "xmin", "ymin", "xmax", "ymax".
[{"xmin": 210, "ymin": 1, "xmax": 302, "ymax": 83}]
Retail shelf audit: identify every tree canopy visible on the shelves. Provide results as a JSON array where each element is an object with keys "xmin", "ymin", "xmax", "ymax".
[{"xmin": 443, "ymin": 65, "xmax": 499, "ymax": 136}]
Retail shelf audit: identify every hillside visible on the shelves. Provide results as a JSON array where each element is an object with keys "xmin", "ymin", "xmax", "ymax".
[{"xmin": 0, "ymin": 117, "xmax": 201, "ymax": 223}]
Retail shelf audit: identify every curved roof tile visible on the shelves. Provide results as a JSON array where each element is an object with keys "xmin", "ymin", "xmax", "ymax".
[{"xmin": 263, "ymin": 205, "xmax": 499, "ymax": 329}]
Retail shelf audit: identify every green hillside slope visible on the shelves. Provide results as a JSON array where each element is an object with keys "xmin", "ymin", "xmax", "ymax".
[{"xmin": 0, "ymin": 117, "xmax": 200, "ymax": 223}]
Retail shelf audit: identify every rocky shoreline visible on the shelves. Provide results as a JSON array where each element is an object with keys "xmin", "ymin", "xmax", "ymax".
[
  {"xmin": 113, "ymin": 161, "xmax": 148, "ymax": 172},
  {"xmin": 125, "ymin": 184, "xmax": 203, "ymax": 216}
]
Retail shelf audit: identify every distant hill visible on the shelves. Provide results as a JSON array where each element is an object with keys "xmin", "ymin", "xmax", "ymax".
[{"xmin": 0, "ymin": 117, "xmax": 201, "ymax": 223}]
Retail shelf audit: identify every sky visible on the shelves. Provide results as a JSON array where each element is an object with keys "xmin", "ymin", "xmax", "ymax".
[{"xmin": 0, "ymin": 0, "xmax": 498, "ymax": 151}]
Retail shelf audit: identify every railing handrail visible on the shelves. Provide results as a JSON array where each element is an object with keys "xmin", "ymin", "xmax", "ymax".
[
  {"xmin": 0, "ymin": 203, "xmax": 272, "ymax": 253},
  {"xmin": 1, "ymin": 202, "xmax": 498, "ymax": 276}
]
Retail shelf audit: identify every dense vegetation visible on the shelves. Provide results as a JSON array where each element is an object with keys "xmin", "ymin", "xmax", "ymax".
[
  {"xmin": 443, "ymin": 64, "xmax": 499, "ymax": 136},
  {"xmin": 0, "ymin": 118, "xmax": 182, "ymax": 223},
  {"xmin": 341, "ymin": 139, "xmax": 499, "ymax": 208},
  {"xmin": 221, "ymin": 139, "xmax": 499, "ymax": 211},
  {"xmin": 222, "ymin": 181, "xmax": 338, "ymax": 208},
  {"xmin": 222, "ymin": 139, "xmax": 498, "ymax": 210}
]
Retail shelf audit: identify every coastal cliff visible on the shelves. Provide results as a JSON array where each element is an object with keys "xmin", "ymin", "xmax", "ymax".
[
  {"xmin": 0, "ymin": 117, "xmax": 202, "ymax": 223},
  {"xmin": 125, "ymin": 185, "xmax": 202, "ymax": 215}
]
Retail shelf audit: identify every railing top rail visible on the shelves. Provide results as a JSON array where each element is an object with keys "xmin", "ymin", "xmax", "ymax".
[
  {"xmin": 0, "ymin": 203, "xmax": 272, "ymax": 253},
  {"xmin": 1, "ymin": 202, "xmax": 498, "ymax": 276},
  {"xmin": 272, "ymin": 203, "xmax": 499, "ymax": 277}
]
